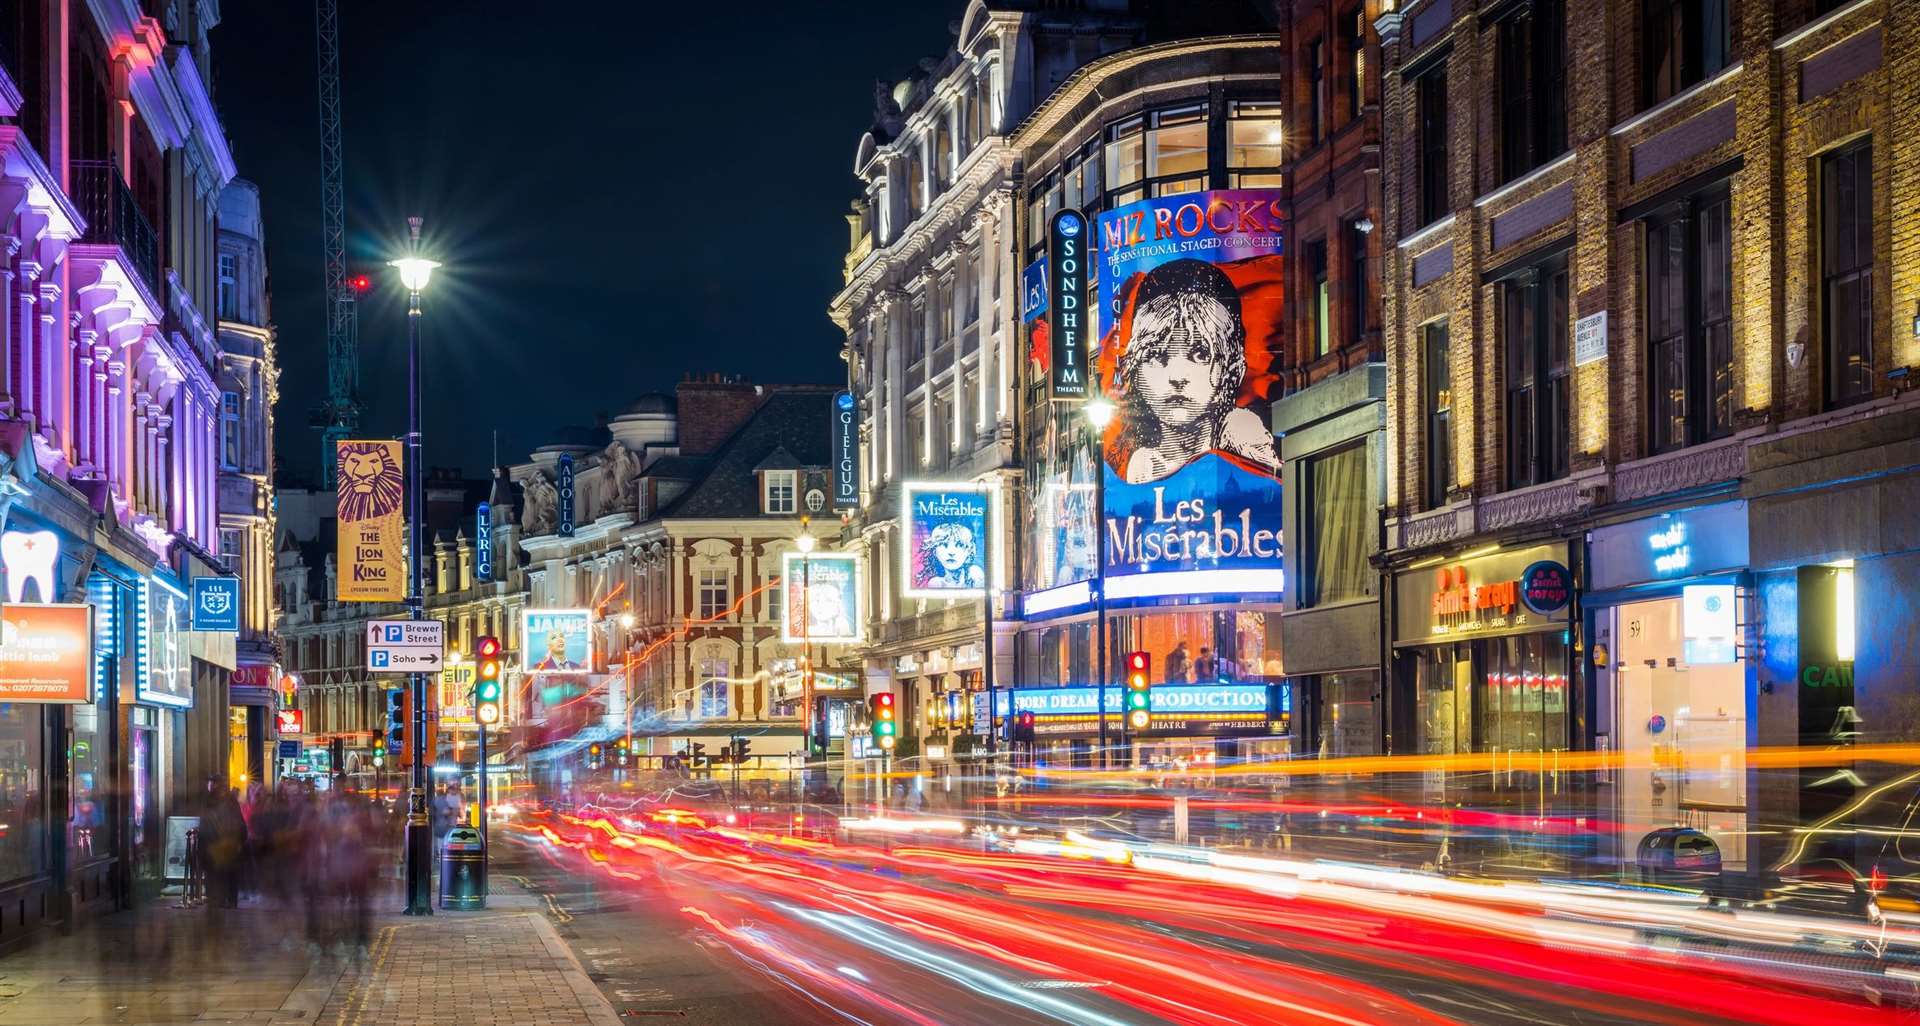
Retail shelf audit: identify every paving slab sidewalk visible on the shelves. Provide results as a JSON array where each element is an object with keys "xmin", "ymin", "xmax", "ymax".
[{"xmin": 0, "ymin": 879, "xmax": 620, "ymax": 1026}]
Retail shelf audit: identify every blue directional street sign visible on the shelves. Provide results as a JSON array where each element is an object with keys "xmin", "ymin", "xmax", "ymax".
[
  {"xmin": 190, "ymin": 576, "xmax": 242, "ymax": 632},
  {"xmin": 277, "ymin": 740, "xmax": 301, "ymax": 760}
]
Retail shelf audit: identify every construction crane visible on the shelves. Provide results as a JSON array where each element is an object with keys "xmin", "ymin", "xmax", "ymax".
[{"xmin": 310, "ymin": 0, "xmax": 360, "ymax": 487}]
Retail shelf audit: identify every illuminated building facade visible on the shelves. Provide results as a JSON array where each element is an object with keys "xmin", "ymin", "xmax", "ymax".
[{"xmin": 1376, "ymin": 0, "xmax": 1920, "ymax": 872}]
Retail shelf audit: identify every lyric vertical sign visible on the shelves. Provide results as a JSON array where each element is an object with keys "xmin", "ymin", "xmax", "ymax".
[
  {"xmin": 475, "ymin": 503, "xmax": 493, "ymax": 582},
  {"xmin": 1048, "ymin": 208, "xmax": 1089, "ymax": 401},
  {"xmin": 830, "ymin": 391, "xmax": 859, "ymax": 509}
]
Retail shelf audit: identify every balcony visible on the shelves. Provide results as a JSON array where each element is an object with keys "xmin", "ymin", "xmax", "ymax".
[{"xmin": 70, "ymin": 159, "xmax": 160, "ymax": 298}]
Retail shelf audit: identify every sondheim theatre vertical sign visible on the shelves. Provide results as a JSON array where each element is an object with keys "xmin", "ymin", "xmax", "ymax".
[{"xmin": 1048, "ymin": 208, "xmax": 1089, "ymax": 401}]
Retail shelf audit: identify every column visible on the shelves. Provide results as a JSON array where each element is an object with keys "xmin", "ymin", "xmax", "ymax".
[
  {"xmin": 105, "ymin": 363, "xmax": 126, "ymax": 498},
  {"xmin": 35, "ymin": 281, "xmax": 56, "ymax": 447},
  {"xmin": 975, "ymin": 207, "xmax": 999, "ymax": 433},
  {"xmin": 951, "ymin": 245, "xmax": 967, "ymax": 453},
  {"xmin": 885, "ymin": 295, "xmax": 905, "ymax": 482},
  {"xmin": 16, "ymin": 264, "xmax": 35, "ymax": 424},
  {"xmin": 0, "ymin": 241, "xmax": 15, "ymax": 416},
  {"xmin": 154, "ymin": 413, "xmax": 172, "ymax": 531}
]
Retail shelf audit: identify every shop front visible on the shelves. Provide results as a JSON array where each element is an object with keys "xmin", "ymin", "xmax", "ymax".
[
  {"xmin": 1391, "ymin": 542, "xmax": 1581, "ymax": 813},
  {"xmin": 1586, "ymin": 500, "xmax": 1750, "ymax": 874},
  {"xmin": 988, "ymin": 681, "xmax": 1288, "ymax": 769}
]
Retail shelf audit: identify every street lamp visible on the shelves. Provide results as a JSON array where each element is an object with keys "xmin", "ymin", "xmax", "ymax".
[
  {"xmin": 795, "ymin": 527, "xmax": 816, "ymax": 772},
  {"xmin": 1083, "ymin": 390, "xmax": 1115, "ymax": 768},
  {"xmin": 390, "ymin": 217, "xmax": 440, "ymax": 917}
]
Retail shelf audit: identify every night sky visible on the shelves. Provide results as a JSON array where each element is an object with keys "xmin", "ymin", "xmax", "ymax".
[{"xmin": 210, "ymin": 2, "xmax": 956, "ymax": 486}]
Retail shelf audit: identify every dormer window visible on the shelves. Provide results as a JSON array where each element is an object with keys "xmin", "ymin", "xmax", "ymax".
[{"xmin": 763, "ymin": 470, "xmax": 797, "ymax": 515}]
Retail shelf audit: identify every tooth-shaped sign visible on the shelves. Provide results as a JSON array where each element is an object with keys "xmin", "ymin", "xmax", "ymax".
[{"xmin": 2, "ymin": 530, "xmax": 59, "ymax": 603}]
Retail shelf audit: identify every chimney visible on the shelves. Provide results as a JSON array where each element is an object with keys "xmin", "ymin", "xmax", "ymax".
[{"xmin": 675, "ymin": 373, "xmax": 764, "ymax": 457}]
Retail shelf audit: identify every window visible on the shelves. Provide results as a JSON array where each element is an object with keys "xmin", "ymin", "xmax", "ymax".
[
  {"xmin": 1643, "ymin": 0, "xmax": 1728, "ymax": 107},
  {"xmin": 1146, "ymin": 106, "xmax": 1207, "ymax": 196},
  {"xmin": 1227, "ymin": 101, "xmax": 1286, "ymax": 188},
  {"xmin": 1308, "ymin": 240, "xmax": 1330, "ymax": 358},
  {"xmin": 1303, "ymin": 443, "xmax": 1370, "ymax": 606},
  {"xmin": 935, "ymin": 276, "xmax": 954, "ymax": 349},
  {"xmin": 768, "ymin": 572, "xmax": 783, "ymax": 627},
  {"xmin": 1344, "ymin": 7, "xmax": 1366, "ymax": 119},
  {"xmin": 1417, "ymin": 67, "xmax": 1450, "ymax": 226},
  {"xmin": 220, "ymin": 391, "xmax": 241, "ymax": 470},
  {"xmin": 907, "ymin": 146, "xmax": 927, "ymax": 219},
  {"xmin": 697, "ymin": 569, "xmax": 730, "ymax": 621},
  {"xmin": 1305, "ymin": 38, "xmax": 1327, "ymax": 146},
  {"xmin": 763, "ymin": 470, "xmax": 797, "ymax": 514},
  {"xmin": 908, "ymin": 299, "xmax": 926, "ymax": 365},
  {"xmin": 1423, "ymin": 321, "xmax": 1453, "ymax": 508},
  {"xmin": 1502, "ymin": 254, "xmax": 1571, "ymax": 488},
  {"xmin": 1106, "ymin": 116, "xmax": 1146, "ymax": 206},
  {"xmin": 1644, "ymin": 185, "xmax": 1734, "ymax": 451},
  {"xmin": 1347, "ymin": 220, "xmax": 1370, "ymax": 348},
  {"xmin": 1497, "ymin": 0, "xmax": 1567, "ymax": 183},
  {"xmin": 697, "ymin": 659, "xmax": 730, "ymax": 718},
  {"xmin": 1822, "ymin": 140, "xmax": 1874, "ymax": 408},
  {"xmin": 218, "ymin": 253, "xmax": 237, "ymax": 320}
]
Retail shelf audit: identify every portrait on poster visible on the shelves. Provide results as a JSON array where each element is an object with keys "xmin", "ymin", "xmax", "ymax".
[
  {"xmin": 522, "ymin": 609, "xmax": 591, "ymax": 675},
  {"xmin": 781, "ymin": 552, "xmax": 863, "ymax": 644},
  {"xmin": 901, "ymin": 484, "xmax": 993, "ymax": 599},
  {"xmin": 1094, "ymin": 191, "xmax": 1287, "ymax": 584}
]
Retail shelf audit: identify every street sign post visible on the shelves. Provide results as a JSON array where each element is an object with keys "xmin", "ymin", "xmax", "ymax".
[
  {"xmin": 367, "ymin": 620, "xmax": 444, "ymax": 673},
  {"xmin": 277, "ymin": 739, "xmax": 301, "ymax": 760}
]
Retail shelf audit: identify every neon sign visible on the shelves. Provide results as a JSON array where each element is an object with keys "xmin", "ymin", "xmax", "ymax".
[{"xmin": 1649, "ymin": 520, "xmax": 1689, "ymax": 575}]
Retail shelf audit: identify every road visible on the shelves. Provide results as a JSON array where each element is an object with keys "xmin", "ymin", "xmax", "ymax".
[{"xmin": 499, "ymin": 807, "xmax": 1919, "ymax": 1025}]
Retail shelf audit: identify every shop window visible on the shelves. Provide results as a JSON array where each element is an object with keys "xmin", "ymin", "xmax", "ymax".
[
  {"xmin": 1642, "ymin": 0, "xmax": 1728, "ymax": 108},
  {"xmin": 1226, "ymin": 100, "xmax": 1285, "ymax": 188},
  {"xmin": 1423, "ymin": 321, "xmax": 1453, "ymax": 509},
  {"xmin": 1416, "ymin": 66, "xmax": 1449, "ymax": 227},
  {"xmin": 0, "ymin": 702, "xmax": 46, "ymax": 882},
  {"xmin": 1475, "ymin": 632, "xmax": 1569, "ymax": 753},
  {"xmin": 1317, "ymin": 672, "xmax": 1379, "ymax": 757},
  {"xmin": 1413, "ymin": 644, "xmax": 1472, "ymax": 755},
  {"xmin": 1501, "ymin": 253, "xmax": 1571, "ymax": 489},
  {"xmin": 1821, "ymin": 139, "xmax": 1874, "ymax": 408},
  {"xmin": 1302, "ymin": 442, "xmax": 1371, "ymax": 607},
  {"xmin": 1644, "ymin": 184, "xmax": 1734, "ymax": 451},
  {"xmin": 1497, "ymin": 0, "xmax": 1567, "ymax": 184}
]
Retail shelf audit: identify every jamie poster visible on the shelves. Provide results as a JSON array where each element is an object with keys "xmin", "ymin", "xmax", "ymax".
[
  {"xmin": 1094, "ymin": 191, "xmax": 1286, "ymax": 590},
  {"xmin": 522, "ymin": 609, "xmax": 592, "ymax": 675},
  {"xmin": 901, "ymin": 483, "xmax": 993, "ymax": 599},
  {"xmin": 334, "ymin": 440, "xmax": 405, "ymax": 602},
  {"xmin": 782, "ymin": 552, "xmax": 863, "ymax": 644}
]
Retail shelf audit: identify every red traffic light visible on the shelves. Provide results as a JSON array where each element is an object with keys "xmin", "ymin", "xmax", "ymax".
[
  {"xmin": 1126, "ymin": 651, "xmax": 1149, "ymax": 673},
  {"xmin": 876, "ymin": 693, "xmax": 894, "ymax": 708},
  {"xmin": 1017, "ymin": 711, "xmax": 1035, "ymax": 726},
  {"xmin": 477, "ymin": 636, "xmax": 501, "ymax": 659}
]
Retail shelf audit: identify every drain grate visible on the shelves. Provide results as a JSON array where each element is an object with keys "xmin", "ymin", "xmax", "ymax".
[{"xmin": 621, "ymin": 1010, "xmax": 688, "ymax": 1018}]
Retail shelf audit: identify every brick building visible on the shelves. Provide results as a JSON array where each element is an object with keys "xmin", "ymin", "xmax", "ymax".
[{"xmin": 1376, "ymin": 0, "xmax": 1920, "ymax": 875}]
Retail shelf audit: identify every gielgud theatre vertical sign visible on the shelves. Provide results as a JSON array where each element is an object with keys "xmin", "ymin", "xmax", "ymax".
[{"xmin": 1094, "ymin": 191, "xmax": 1286, "ymax": 593}]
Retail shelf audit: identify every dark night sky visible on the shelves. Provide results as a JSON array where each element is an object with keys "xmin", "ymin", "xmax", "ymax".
[{"xmin": 210, "ymin": 2, "xmax": 956, "ymax": 486}]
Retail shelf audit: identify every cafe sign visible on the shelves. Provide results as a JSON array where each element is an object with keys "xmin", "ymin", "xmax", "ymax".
[{"xmin": 1395, "ymin": 543, "xmax": 1570, "ymax": 646}]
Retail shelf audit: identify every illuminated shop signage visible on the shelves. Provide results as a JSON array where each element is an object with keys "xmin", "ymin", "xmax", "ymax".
[
  {"xmin": 830, "ymin": 391, "xmax": 859, "ymax": 510},
  {"xmin": 1395, "ymin": 544, "xmax": 1570, "ymax": 645},
  {"xmin": 475, "ymin": 503, "xmax": 493, "ymax": 581},
  {"xmin": 1093, "ymin": 190, "xmax": 1287, "ymax": 601},
  {"xmin": 556, "ymin": 454, "xmax": 576, "ymax": 537},
  {"xmin": 901, "ymin": 482, "xmax": 996, "ymax": 599},
  {"xmin": 0, "ymin": 603, "xmax": 93, "ymax": 703},
  {"xmin": 1, "ymin": 529, "xmax": 59, "ymax": 603},
  {"xmin": 1048, "ymin": 208, "xmax": 1089, "ymax": 401},
  {"xmin": 1520, "ymin": 561, "xmax": 1573, "ymax": 615},
  {"xmin": 1023, "ymin": 258, "xmax": 1047, "ymax": 323},
  {"xmin": 1587, "ymin": 501, "xmax": 1748, "ymax": 592},
  {"xmin": 1431, "ymin": 565, "xmax": 1517, "ymax": 618},
  {"xmin": 1649, "ymin": 522, "xmax": 1689, "ymax": 574},
  {"xmin": 990, "ymin": 684, "xmax": 1269, "ymax": 719}
]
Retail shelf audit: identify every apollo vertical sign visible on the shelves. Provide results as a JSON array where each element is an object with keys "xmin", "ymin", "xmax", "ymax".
[
  {"xmin": 1048, "ymin": 208, "xmax": 1089, "ymax": 401},
  {"xmin": 556, "ymin": 454, "xmax": 576, "ymax": 537},
  {"xmin": 830, "ymin": 391, "xmax": 859, "ymax": 510}
]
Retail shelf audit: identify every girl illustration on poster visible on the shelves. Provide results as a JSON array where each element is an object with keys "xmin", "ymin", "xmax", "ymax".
[
  {"xmin": 1112, "ymin": 258, "xmax": 1280, "ymax": 484},
  {"xmin": 919, "ymin": 522, "xmax": 985, "ymax": 590}
]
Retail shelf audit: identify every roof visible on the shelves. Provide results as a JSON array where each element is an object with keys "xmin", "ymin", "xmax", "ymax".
[{"xmin": 659, "ymin": 386, "xmax": 836, "ymax": 519}]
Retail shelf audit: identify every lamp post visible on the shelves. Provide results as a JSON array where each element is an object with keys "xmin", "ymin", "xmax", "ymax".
[
  {"xmin": 1083, "ymin": 390, "xmax": 1115, "ymax": 768},
  {"xmin": 795, "ymin": 527, "xmax": 816, "ymax": 778},
  {"xmin": 390, "ymin": 219, "xmax": 440, "ymax": 916}
]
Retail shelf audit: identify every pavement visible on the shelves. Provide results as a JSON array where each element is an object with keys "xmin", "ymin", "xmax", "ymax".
[{"xmin": 0, "ymin": 868, "xmax": 623, "ymax": 1026}]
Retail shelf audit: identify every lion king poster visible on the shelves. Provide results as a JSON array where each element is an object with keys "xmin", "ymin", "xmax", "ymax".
[
  {"xmin": 1093, "ymin": 191, "xmax": 1286, "ymax": 592},
  {"xmin": 335, "ymin": 439, "xmax": 406, "ymax": 602}
]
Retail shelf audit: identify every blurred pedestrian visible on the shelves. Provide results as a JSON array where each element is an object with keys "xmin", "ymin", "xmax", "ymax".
[
  {"xmin": 1164, "ymin": 642, "xmax": 1190, "ymax": 684},
  {"xmin": 1193, "ymin": 646, "xmax": 1218, "ymax": 681}
]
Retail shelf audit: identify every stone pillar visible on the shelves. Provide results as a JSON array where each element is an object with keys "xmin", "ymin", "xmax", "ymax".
[
  {"xmin": 155, "ymin": 414, "xmax": 172, "ymax": 530},
  {"xmin": 16, "ymin": 263, "xmax": 36, "ymax": 425},
  {"xmin": 885, "ymin": 293, "xmax": 906, "ymax": 482},
  {"xmin": 0, "ymin": 241, "xmax": 15, "ymax": 416},
  {"xmin": 92, "ymin": 343, "xmax": 111, "ymax": 472},
  {"xmin": 35, "ymin": 281, "xmax": 57, "ymax": 447},
  {"xmin": 106, "ymin": 362, "xmax": 126, "ymax": 497},
  {"xmin": 73, "ymin": 329, "xmax": 94, "ymax": 470},
  {"xmin": 975, "ymin": 209, "xmax": 998, "ymax": 434}
]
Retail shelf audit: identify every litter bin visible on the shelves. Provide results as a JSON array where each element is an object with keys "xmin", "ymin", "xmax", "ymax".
[
  {"xmin": 1635, "ymin": 826, "xmax": 1721, "ymax": 887},
  {"xmin": 439, "ymin": 827, "xmax": 487, "ymax": 910}
]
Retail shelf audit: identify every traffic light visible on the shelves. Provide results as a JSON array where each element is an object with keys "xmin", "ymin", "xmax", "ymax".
[
  {"xmin": 732, "ymin": 738, "xmax": 752, "ymax": 763},
  {"xmin": 474, "ymin": 635, "xmax": 503, "ymax": 727},
  {"xmin": 587, "ymin": 743, "xmax": 603, "ymax": 770},
  {"xmin": 615, "ymin": 739, "xmax": 629, "ymax": 767},
  {"xmin": 691, "ymin": 742, "xmax": 708, "ymax": 768},
  {"xmin": 1013, "ymin": 710, "xmax": 1036, "ymax": 745},
  {"xmin": 372, "ymin": 736, "xmax": 387, "ymax": 769},
  {"xmin": 869, "ymin": 692, "xmax": 897, "ymax": 751},
  {"xmin": 386, "ymin": 689, "xmax": 406, "ymax": 751},
  {"xmin": 1125, "ymin": 650, "xmax": 1151, "ymax": 731}
]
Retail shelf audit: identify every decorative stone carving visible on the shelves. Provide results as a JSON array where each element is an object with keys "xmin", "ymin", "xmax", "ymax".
[
  {"xmin": 521, "ymin": 474, "xmax": 558, "ymax": 535},
  {"xmin": 1477, "ymin": 479, "xmax": 1592, "ymax": 532},
  {"xmin": 1399, "ymin": 506, "xmax": 1467, "ymax": 550},
  {"xmin": 602, "ymin": 441, "xmax": 639, "ymax": 512},
  {"xmin": 1612, "ymin": 440, "xmax": 1745, "ymax": 503}
]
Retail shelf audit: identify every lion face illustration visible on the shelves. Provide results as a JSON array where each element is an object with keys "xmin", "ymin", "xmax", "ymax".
[{"xmin": 337, "ymin": 443, "xmax": 403, "ymax": 522}]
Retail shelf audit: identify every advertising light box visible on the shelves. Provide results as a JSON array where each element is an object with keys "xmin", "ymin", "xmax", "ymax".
[
  {"xmin": 1091, "ymin": 191, "xmax": 1287, "ymax": 602},
  {"xmin": 523, "ymin": 609, "xmax": 591, "ymax": 674},
  {"xmin": 0, "ymin": 604, "xmax": 93, "ymax": 703},
  {"xmin": 901, "ymin": 483, "xmax": 997, "ymax": 599},
  {"xmin": 782, "ymin": 552, "xmax": 863, "ymax": 644}
]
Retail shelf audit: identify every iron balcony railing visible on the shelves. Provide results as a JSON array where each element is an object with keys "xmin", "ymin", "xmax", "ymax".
[{"xmin": 70, "ymin": 158, "xmax": 160, "ymax": 298}]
